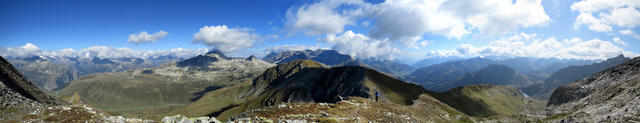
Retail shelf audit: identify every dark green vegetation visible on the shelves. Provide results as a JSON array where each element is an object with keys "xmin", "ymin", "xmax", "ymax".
[
  {"xmin": 428, "ymin": 84, "xmax": 544, "ymax": 118},
  {"xmin": 545, "ymin": 56, "xmax": 640, "ymax": 122},
  {"xmin": 181, "ymin": 60, "xmax": 427, "ymax": 121},
  {"xmin": 522, "ymin": 54, "xmax": 630, "ymax": 99}
]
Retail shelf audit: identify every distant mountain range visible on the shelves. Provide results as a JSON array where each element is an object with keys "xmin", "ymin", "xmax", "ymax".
[
  {"xmin": 263, "ymin": 49, "xmax": 354, "ymax": 66},
  {"xmin": 5, "ymin": 55, "xmax": 186, "ymax": 91},
  {"xmin": 263, "ymin": 49, "xmax": 415, "ymax": 77},
  {"xmin": 55, "ymin": 50, "xmax": 274, "ymax": 119},
  {"xmin": 429, "ymin": 64, "xmax": 533, "ymax": 92},
  {"xmin": 405, "ymin": 56, "xmax": 597, "ymax": 92},
  {"xmin": 522, "ymin": 54, "xmax": 630, "ymax": 99},
  {"xmin": 546, "ymin": 56, "xmax": 640, "ymax": 122}
]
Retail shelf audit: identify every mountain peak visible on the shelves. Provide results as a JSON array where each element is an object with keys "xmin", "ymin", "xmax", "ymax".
[
  {"xmin": 614, "ymin": 54, "xmax": 625, "ymax": 59},
  {"xmin": 246, "ymin": 55, "xmax": 257, "ymax": 61}
]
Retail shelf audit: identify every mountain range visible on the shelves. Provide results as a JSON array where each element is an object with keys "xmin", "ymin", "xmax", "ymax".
[
  {"xmin": 54, "ymin": 50, "xmax": 274, "ymax": 119},
  {"xmin": 5, "ymin": 55, "xmax": 187, "ymax": 91},
  {"xmin": 263, "ymin": 49, "xmax": 415, "ymax": 76},
  {"xmin": 179, "ymin": 59, "xmax": 470, "ymax": 121},
  {"xmin": 3, "ymin": 48, "xmax": 639, "ymax": 122},
  {"xmin": 429, "ymin": 64, "xmax": 533, "ymax": 92},
  {"xmin": 522, "ymin": 54, "xmax": 630, "ymax": 99}
]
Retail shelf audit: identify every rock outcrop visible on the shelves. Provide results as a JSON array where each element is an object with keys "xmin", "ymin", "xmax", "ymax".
[{"xmin": 0, "ymin": 56, "xmax": 65, "ymax": 107}]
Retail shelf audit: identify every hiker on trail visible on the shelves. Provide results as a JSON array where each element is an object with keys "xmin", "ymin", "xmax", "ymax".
[{"xmin": 375, "ymin": 91, "xmax": 380, "ymax": 102}]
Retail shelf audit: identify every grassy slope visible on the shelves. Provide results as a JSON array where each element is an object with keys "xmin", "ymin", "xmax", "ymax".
[
  {"xmin": 180, "ymin": 60, "xmax": 325, "ymax": 120},
  {"xmin": 55, "ymin": 71, "xmax": 250, "ymax": 120},
  {"xmin": 428, "ymin": 84, "xmax": 545, "ymax": 118}
]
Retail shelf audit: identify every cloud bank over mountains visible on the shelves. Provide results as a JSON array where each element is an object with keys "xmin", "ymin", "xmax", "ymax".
[
  {"xmin": 0, "ymin": 43, "xmax": 207, "ymax": 59},
  {"xmin": 424, "ymin": 33, "xmax": 636, "ymax": 60}
]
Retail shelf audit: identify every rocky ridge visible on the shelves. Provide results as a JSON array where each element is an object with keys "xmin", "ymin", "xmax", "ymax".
[{"xmin": 546, "ymin": 56, "xmax": 640, "ymax": 122}]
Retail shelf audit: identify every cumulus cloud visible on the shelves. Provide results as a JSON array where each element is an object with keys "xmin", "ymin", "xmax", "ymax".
[
  {"xmin": 128, "ymin": 31, "xmax": 168, "ymax": 44},
  {"xmin": 285, "ymin": 0, "xmax": 550, "ymax": 40},
  {"xmin": 425, "ymin": 33, "xmax": 636, "ymax": 60},
  {"xmin": 571, "ymin": 0, "xmax": 640, "ymax": 33},
  {"xmin": 322, "ymin": 31, "xmax": 400, "ymax": 59},
  {"xmin": 284, "ymin": 0, "xmax": 365, "ymax": 35},
  {"xmin": 193, "ymin": 25, "xmax": 258, "ymax": 52},
  {"xmin": 0, "ymin": 43, "xmax": 207, "ymax": 59},
  {"xmin": 612, "ymin": 37, "xmax": 627, "ymax": 46},
  {"xmin": 264, "ymin": 45, "xmax": 327, "ymax": 53},
  {"xmin": 619, "ymin": 29, "xmax": 640, "ymax": 39}
]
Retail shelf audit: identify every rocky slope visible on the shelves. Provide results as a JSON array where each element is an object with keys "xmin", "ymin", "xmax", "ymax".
[
  {"xmin": 180, "ymin": 60, "xmax": 430, "ymax": 121},
  {"xmin": 0, "ymin": 56, "xmax": 65, "ymax": 107},
  {"xmin": 546, "ymin": 56, "xmax": 640, "ymax": 122},
  {"xmin": 55, "ymin": 50, "xmax": 274, "ymax": 119},
  {"xmin": 522, "ymin": 54, "xmax": 630, "ymax": 99},
  {"xmin": 229, "ymin": 96, "xmax": 473, "ymax": 122}
]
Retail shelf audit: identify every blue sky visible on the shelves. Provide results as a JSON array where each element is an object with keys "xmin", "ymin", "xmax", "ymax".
[{"xmin": 1, "ymin": 0, "xmax": 639, "ymax": 63}]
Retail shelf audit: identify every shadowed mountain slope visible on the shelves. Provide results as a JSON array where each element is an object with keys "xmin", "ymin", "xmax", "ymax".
[{"xmin": 181, "ymin": 60, "xmax": 429, "ymax": 121}]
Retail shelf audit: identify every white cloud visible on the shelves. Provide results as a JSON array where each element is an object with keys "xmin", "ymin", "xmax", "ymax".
[
  {"xmin": 612, "ymin": 37, "xmax": 627, "ymax": 46},
  {"xmin": 322, "ymin": 31, "xmax": 400, "ymax": 59},
  {"xmin": 0, "ymin": 43, "xmax": 41, "ymax": 57},
  {"xmin": 285, "ymin": 0, "xmax": 550, "ymax": 39},
  {"xmin": 264, "ymin": 45, "xmax": 327, "ymax": 53},
  {"xmin": 127, "ymin": 31, "xmax": 168, "ymax": 44},
  {"xmin": 193, "ymin": 25, "xmax": 258, "ymax": 52},
  {"xmin": 0, "ymin": 43, "xmax": 207, "ymax": 59},
  {"xmin": 284, "ymin": 0, "xmax": 364, "ymax": 35},
  {"xmin": 571, "ymin": 0, "xmax": 640, "ymax": 32},
  {"xmin": 425, "ymin": 33, "xmax": 636, "ymax": 60},
  {"xmin": 619, "ymin": 29, "xmax": 640, "ymax": 39}
]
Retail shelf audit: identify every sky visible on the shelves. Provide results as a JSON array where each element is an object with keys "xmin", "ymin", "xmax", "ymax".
[{"xmin": 0, "ymin": 0, "xmax": 639, "ymax": 64}]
